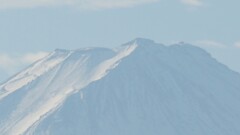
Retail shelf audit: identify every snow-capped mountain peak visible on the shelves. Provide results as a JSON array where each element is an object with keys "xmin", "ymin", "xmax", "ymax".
[{"xmin": 1, "ymin": 39, "xmax": 240, "ymax": 135}]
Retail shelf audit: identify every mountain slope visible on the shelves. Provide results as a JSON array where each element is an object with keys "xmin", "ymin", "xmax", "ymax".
[{"xmin": 1, "ymin": 38, "xmax": 240, "ymax": 135}]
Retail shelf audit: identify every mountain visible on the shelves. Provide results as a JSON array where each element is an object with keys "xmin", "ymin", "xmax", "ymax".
[{"xmin": 1, "ymin": 38, "xmax": 240, "ymax": 135}]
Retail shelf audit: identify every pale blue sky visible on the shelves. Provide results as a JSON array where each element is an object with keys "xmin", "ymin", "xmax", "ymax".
[{"xmin": 0, "ymin": 0, "xmax": 240, "ymax": 83}]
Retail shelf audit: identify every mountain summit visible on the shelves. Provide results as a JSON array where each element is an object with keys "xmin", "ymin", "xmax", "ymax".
[{"xmin": 1, "ymin": 39, "xmax": 240, "ymax": 135}]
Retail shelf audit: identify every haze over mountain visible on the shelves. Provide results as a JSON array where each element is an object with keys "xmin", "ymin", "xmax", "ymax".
[{"xmin": 1, "ymin": 38, "xmax": 240, "ymax": 135}]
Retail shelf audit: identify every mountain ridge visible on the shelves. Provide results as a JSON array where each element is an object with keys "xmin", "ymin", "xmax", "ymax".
[{"xmin": 1, "ymin": 39, "xmax": 240, "ymax": 135}]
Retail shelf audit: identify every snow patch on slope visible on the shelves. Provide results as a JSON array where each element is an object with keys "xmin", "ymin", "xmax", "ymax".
[
  {"xmin": 92, "ymin": 43, "xmax": 137, "ymax": 81},
  {"xmin": 0, "ymin": 50, "xmax": 71, "ymax": 100},
  {"xmin": 0, "ymin": 45, "xmax": 137, "ymax": 135}
]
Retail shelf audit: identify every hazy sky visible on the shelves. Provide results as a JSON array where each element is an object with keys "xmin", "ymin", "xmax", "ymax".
[{"xmin": 0, "ymin": 0, "xmax": 240, "ymax": 83}]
